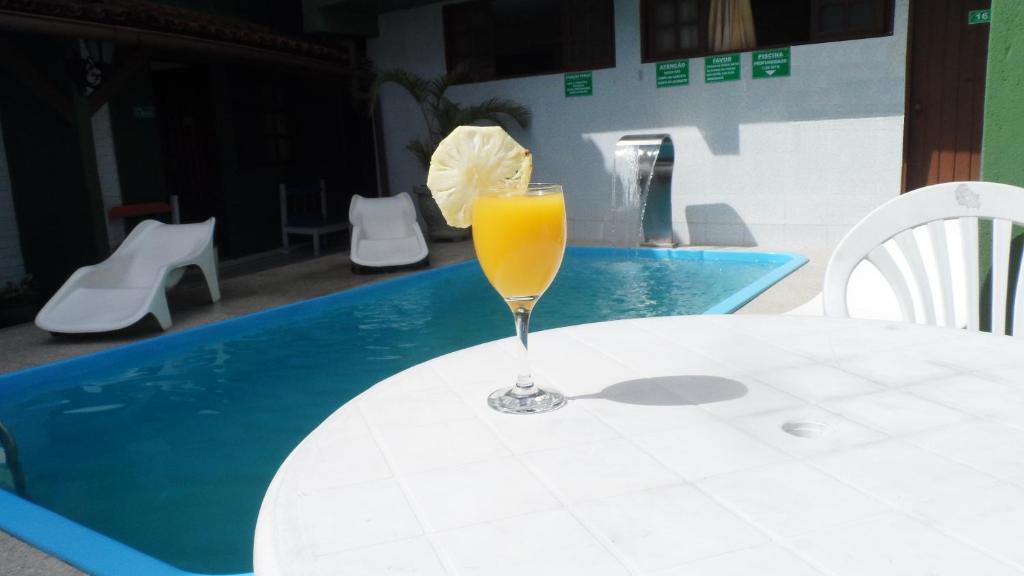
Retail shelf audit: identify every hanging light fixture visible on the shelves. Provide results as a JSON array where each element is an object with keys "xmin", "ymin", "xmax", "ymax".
[{"xmin": 73, "ymin": 38, "xmax": 115, "ymax": 94}]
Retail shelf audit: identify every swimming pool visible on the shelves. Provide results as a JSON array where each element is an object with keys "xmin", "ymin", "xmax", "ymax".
[{"xmin": 0, "ymin": 247, "xmax": 805, "ymax": 575}]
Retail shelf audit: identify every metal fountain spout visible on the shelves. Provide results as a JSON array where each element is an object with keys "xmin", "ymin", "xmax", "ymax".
[{"xmin": 609, "ymin": 134, "xmax": 676, "ymax": 247}]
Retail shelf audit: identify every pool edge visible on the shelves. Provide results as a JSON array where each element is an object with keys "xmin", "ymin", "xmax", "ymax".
[
  {"xmin": 0, "ymin": 490, "xmax": 248, "ymax": 576},
  {"xmin": 703, "ymin": 251, "xmax": 809, "ymax": 314}
]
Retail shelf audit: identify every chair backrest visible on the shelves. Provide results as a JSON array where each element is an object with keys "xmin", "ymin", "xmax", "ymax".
[
  {"xmin": 823, "ymin": 181, "xmax": 1024, "ymax": 336},
  {"xmin": 114, "ymin": 217, "xmax": 214, "ymax": 266},
  {"xmin": 82, "ymin": 219, "xmax": 214, "ymax": 288},
  {"xmin": 349, "ymin": 192, "xmax": 419, "ymax": 240},
  {"xmin": 280, "ymin": 179, "xmax": 328, "ymax": 223}
]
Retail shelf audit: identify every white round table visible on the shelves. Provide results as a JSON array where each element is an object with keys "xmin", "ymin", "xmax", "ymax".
[{"xmin": 254, "ymin": 315, "xmax": 1024, "ymax": 576}]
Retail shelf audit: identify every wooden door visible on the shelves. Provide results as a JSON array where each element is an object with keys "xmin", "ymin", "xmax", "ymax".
[{"xmin": 903, "ymin": 0, "xmax": 990, "ymax": 192}]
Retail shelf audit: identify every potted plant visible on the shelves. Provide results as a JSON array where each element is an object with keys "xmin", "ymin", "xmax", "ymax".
[
  {"xmin": 0, "ymin": 275, "xmax": 38, "ymax": 329},
  {"xmin": 370, "ymin": 66, "xmax": 531, "ymax": 241}
]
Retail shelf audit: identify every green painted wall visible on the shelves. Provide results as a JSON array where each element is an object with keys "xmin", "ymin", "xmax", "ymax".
[
  {"xmin": 981, "ymin": 0, "xmax": 1024, "ymax": 185},
  {"xmin": 980, "ymin": 0, "xmax": 1024, "ymax": 331}
]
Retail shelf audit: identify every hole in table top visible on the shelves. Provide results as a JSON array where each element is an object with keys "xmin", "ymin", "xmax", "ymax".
[{"xmin": 782, "ymin": 420, "xmax": 830, "ymax": 438}]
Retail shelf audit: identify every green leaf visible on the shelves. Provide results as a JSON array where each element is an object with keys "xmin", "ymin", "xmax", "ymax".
[
  {"xmin": 453, "ymin": 97, "xmax": 532, "ymax": 130},
  {"xmin": 369, "ymin": 69, "xmax": 430, "ymax": 114},
  {"xmin": 405, "ymin": 138, "xmax": 432, "ymax": 173},
  {"xmin": 370, "ymin": 64, "xmax": 532, "ymax": 174}
]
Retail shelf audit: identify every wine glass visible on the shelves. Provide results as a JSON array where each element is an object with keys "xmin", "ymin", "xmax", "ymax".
[{"xmin": 472, "ymin": 183, "xmax": 568, "ymax": 414}]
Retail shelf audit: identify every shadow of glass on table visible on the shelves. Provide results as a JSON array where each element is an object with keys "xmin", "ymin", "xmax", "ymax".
[{"xmin": 570, "ymin": 375, "xmax": 747, "ymax": 406}]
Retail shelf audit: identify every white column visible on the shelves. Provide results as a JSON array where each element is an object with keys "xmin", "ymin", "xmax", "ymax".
[
  {"xmin": 0, "ymin": 110, "xmax": 27, "ymax": 285},
  {"xmin": 92, "ymin": 103, "xmax": 125, "ymax": 249}
]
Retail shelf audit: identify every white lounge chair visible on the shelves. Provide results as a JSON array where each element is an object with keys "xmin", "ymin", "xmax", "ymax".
[
  {"xmin": 349, "ymin": 192, "xmax": 429, "ymax": 272},
  {"xmin": 36, "ymin": 218, "xmax": 220, "ymax": 333},
  {"xmin": 819, "ymin": 181, "xmax": 1024, "ymax": 336}
]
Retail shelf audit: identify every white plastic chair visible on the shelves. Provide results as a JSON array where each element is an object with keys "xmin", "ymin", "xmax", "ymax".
[
  {"xmin": 788, "ymin": 265, "xmax": 903, "ymax": 321},
  {"xmin": 348, "ymin": 192, "xmax": 429, "ymax": 271},
  {"xmin": 280, "ymin": 180, "xmax": 349, "ymax": 256},
  {"xmin": 35, "ymin": 218, "xmax": 220, "ymax": 333},
  {"xmin": 823, "ymin": 181, "xmax": 1024, "ymax": 336}
]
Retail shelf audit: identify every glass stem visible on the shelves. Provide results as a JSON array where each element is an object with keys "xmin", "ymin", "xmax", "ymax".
[{"xmin": 511, "ymin": 305, "xmax": 536, "ymax": 396}]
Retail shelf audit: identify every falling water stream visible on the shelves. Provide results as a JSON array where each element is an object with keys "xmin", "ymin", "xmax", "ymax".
[{"xmin": 606, "ymin": 135, "xmax": 672, "ymax": 247}]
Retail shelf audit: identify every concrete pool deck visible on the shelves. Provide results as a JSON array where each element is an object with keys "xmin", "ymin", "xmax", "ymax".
[{"xmin": 0, "ymin": 241, "xmax": 825, "ymax": 574}]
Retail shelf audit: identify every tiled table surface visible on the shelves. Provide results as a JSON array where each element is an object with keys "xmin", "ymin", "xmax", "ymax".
[{"xmin": 254, "ymin": 315, "xmax": 1024, "ymax": 576}]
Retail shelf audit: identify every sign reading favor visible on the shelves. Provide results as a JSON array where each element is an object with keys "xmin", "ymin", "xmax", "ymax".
[
  {"xmin": 968, "ymin": 9, "xmax": 991, "ymax": 24},
  {"xmin": 704, "ymin": 54, "xmax": 740, "ymax": 83},
  {"xmin": 564, "ymin": 71, "xmax": 593, "ymax": 97},
  {"xmin": 752, "ymin": 47, "xmax": 791, "ymax": 79},
  {"xmin": 656, "ymin": 60, "xmax": 689, "ymax": 88}
]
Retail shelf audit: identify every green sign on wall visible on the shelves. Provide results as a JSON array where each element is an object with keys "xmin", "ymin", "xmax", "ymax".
[
  {"xmin": 132, "ymin": 105, "xmax": 156, "ymax": 119},
  {"xmin": 705, "ymin": 54, "xmax": 740, "ymax": 83},
  {"xmin": 969, "ymin": 9, "xmax": 991, "ymax": 24},
  {"xmin": 564, "ymin": 71, "xmax": 593, "ymax": 97},
  {"xmin": 752, "ymin": 47, "xmax": 791, "ymax": 79},
  {"xmin": 656, "ymin": 60, "xmax": 689, "ymax": 87}
]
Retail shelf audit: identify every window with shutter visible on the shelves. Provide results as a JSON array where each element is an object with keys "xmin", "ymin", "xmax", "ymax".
[
  {"xmin": 443, "ymin": 0, "xmax": 615, "ymax": 83},
  {"xmin": 642, "ymin": 0, "xmax": 708, "ymax": 61},
  {"xmin": 640, "ymin": 0, "xmax": 893, "ymax": 63}
]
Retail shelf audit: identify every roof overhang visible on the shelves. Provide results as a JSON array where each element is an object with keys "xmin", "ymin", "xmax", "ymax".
[
  {"xmin": 308, "ymin": 0, "xmax": 440, "ymax": 36},
  {"xmin": 0, "ymin": 3, "xmax": 358, "ymax": 75}
]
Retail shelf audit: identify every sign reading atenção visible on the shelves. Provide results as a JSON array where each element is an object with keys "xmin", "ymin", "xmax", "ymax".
[{"xmin": 656, "ymin": 60, "xmax": 689, "ymax": 88}]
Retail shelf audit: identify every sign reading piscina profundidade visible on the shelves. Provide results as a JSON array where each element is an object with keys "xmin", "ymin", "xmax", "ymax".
[
  {"xmin": 656, "ymin": 60, "xmax": 689, "ymax": 88},
  {"xmin": 704, "ymin": 54, "xmax": 740, "ymax": 83},
  {"xmin": 752, "ymin": 47, "xmax": 791, "ymax": 79},
  {"xmin": 564, "ymin": 71, "xmax": 593, "ymax": 97}
]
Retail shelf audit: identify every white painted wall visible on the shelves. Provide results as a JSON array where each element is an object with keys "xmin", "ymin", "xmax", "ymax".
[
  {"xmin": 92, "ymin": 103, "xmax": 126, "ymax": 249},
  {"xmin": 369, "ymin": 0, "xmax": 909, "ymax": 254},
  {"xmin": 0, "ymin": 111, "xmax": 26, "ymax": 285}
]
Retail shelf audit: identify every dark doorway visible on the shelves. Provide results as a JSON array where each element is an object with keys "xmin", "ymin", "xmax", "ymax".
[
  {"xmin": 153, "ymin": 61, "xmax": 376, "ymax": 260},
  {"xmin": 903, "ymin": 0, "xmax": 990, "ymax": 192},
  {"xmin": 152, "ymin": 64, "xmax": 228, "ymax": 250}
]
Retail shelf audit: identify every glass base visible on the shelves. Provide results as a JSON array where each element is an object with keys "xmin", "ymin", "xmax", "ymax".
[{"xmin": 488, "ymin": 386, "xmax": 566, "ymax": 415}]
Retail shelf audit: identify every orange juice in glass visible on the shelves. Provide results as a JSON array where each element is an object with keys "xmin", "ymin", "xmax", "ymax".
[{"xmin": 473, "ymin": 184, "xmax": 567, "ymax": 414}]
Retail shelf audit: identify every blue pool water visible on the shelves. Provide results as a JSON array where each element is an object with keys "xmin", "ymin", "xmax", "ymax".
[{"xmin": 0, "ymin": 247, "xmax": 804, "ymax": 575}]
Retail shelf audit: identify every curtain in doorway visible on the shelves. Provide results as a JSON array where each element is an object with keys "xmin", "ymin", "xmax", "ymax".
[{"xmin": 708, "ymin": 0, "xmax": 757, "ymax": 52}]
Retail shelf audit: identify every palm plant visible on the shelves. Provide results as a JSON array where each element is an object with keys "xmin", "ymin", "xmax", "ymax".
[{"xmin": 370, "ymin": 66, "xmax": 532, "ymax": 172}]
